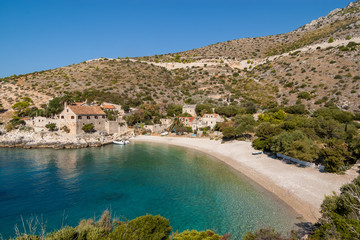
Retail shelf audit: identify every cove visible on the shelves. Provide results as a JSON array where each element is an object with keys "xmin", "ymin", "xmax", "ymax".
[{"xmin": 0, "ymin": 142, "xmax": 299, "ymax": 239}]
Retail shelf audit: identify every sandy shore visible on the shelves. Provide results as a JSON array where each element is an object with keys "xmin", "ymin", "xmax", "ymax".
[{"xmin": 133, "ymin": 135, "xmax": 359, "ymax": 223}]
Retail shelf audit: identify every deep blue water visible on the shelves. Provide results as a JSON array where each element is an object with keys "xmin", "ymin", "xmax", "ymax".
[{"xmin": 0, "ymin": 143, "xmax": 298, "ymax": 239}]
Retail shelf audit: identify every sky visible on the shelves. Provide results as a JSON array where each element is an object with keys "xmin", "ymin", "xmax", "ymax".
[{"xmin": 0, "ymin": 0, "xmax": 354, "ymax": 78}]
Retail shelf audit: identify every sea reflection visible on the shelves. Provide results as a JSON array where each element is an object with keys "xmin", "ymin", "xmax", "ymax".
[{"xmin": 25, "ymin": 149, "xmax": 82, "ymax": 190}]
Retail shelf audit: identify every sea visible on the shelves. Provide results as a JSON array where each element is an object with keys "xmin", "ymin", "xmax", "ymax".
[{"xmin": 0, "ymin": 142, "xmax": 299, "ymax": 239}]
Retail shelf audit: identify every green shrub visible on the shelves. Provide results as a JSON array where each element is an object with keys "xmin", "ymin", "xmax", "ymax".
[
  {"xmin": 45, "ymin": 123, "xmax": 57, "ymax": 131},
  {"xmin": 110, "ymin": 215, "xmax": 171, "ymax": 240},
  {"xmin": 312, "ymin": 176, "xmax": 360, "ymax": 239},
  {"xmin": 243, "ymin": 227, "xmax": 290, "ymax": 240},
  {"xmin": 46, "ymin": 226, "xmax": 77, "ymax": 240},
  {"xmin": 82, "ymin": 123, "xmax": 95, "ymax": 133},
  {"xmin": 297, "ymin": 91, "xmax": 311, "ymax": 100},
  {"xmin": 172, "ymin": 230, "xmax": 222, "ymax": 240},
  {"xmin": 285, "ymin": 104, "xmax": 306, "ymax": 114}
]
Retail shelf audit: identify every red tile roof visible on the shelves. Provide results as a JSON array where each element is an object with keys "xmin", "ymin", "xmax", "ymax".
[
  {"xmin": 102, "ymin": 105, "xmax": 115, "ymax": 109},
  {"xmin": 202, "ymin": 114, "xmax": 218, "ymax": 118},
  {"xmin": 179, "ymin": 117, "xmax": 195, "ymax": 122},
  {"xmin": 68, "ymin": 106, "xmax": 106, "ymax": 115}
]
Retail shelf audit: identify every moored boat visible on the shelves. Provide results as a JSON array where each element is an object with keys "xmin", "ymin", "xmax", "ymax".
[{"xmin": 113, "ymin": 140, "xmax": 125, "ymax": 145}]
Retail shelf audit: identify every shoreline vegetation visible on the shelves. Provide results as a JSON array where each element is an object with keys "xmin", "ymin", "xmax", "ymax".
[
  {"xmin": 133, "ymin": 136, "xmax": 359, "ymax": 224},
  {"xmin": 5, "ymin": 210, "xmax": 229, "ymax": 240}
]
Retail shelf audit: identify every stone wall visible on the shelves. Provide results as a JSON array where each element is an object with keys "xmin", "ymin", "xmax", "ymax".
[
  {"xmin": 143, "ymin": 124, "xmax": 168, "ymax": 133},
  {"xmin": 105, "ymin": 121, "xmax": 119, "ymax": 134},
  {"xmin": 75, "ymin": 116, "xmax": 107, "ymax": 135}
]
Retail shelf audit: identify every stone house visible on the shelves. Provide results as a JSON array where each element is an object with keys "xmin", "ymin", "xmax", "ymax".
[
  {"xmin": 101, "ymin": 102, "xmax": 125, "ymax": 114},
  {"xmin": 101, "ymin": 105, "xmax": 116, "ymax": 111},
  {"xmin": 179, "ymin": 117, "xmax": 195, "ymax": 127},
  {"xmin": 179, "ymin": 117, "xmax": 200, "ymax": 130},
  {"xmin": 25, "ymin": 103, "xmax": 125, "ymax": 135},
  {"xmin": 182, "ymin": 104, "xmax": 197, "ymax": 116},
  {"xmin": 56, "ymin": 104, "xmax": 107, "ymax": 135},
  {"xmin": 201, "ymin": 114, "xmax": 224, "ymax": 129},
  {"xmin": 178, "ymin": 114, "xmax": 224, "ymax": 131}
]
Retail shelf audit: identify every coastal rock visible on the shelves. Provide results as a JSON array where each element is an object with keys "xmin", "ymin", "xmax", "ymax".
[{"xmin": 0, "ymin": 127, "xmax": 125, "ymax": 149}]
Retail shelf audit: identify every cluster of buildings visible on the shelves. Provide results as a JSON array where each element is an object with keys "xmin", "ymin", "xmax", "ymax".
[
  {"xmin": 25, "ymin": 102, "xmax": 127, "ymax": 135},
  {"xmin": 178, "ymin": 104, "xmax": 224, "ymax": 130},
  {"xmin": 144, "ymin": 104, "xmax": 224, "ymax": 134},
  {"xmin": 24, "ymin": 102, "xmax": 223, "ymax": 136}
]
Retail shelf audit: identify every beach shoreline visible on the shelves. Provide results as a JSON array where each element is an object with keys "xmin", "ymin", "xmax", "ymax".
[{"xmin": 133, "ymin": 135, "xmax": 359, "ymax": 223}]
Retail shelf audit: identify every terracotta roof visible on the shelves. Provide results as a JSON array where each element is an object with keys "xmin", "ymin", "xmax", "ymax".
[
  {"xmin": 68, "ymin": 105, "xmax": 106, "ymax": 115},
  {"xmin": 102, "ymin": 105, "xmax": 115, "ymax": 109},
  {"xmin": 179, "ymin": 117, "xmax": 195, "ymax": 122},
  {"xmin": 203, "ymin": 114, "xmax": 218, "ymax": 118}
]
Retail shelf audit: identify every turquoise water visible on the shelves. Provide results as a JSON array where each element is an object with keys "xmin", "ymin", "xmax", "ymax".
[{"xmin": 0, "ymin": 143, "xmax": 298, "ymax": 239}]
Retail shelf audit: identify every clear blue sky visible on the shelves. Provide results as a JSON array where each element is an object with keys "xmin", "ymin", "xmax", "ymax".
[{"xmin": 0, "ymin": 0, "xmax": 353, "ymax": 77}]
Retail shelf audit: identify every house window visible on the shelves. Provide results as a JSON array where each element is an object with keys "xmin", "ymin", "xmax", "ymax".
[
  {"xmin": 95, "ymin": 116, "xmax": 98, "ymax": 119},
  {"xmin": 67, "ymin": 109, "xmax": 69, "ymax": 112},
  {"xmin": 102, "ymin": 116, "xmax": 105, "ymax": 119},
  {"xmin": 87, "ymin": 116, "xmax": 90, "ymax": 119},
  {"xmin": 61, "ymin": 116, "xmax": 64, "ymax": 119},
  {"xmin": 71, "ymin": 116, "xmax": 74, "ymax": 119},
  {"xmin": 78, "ymin": 116, "xmax": 82, "ymax": 119}
]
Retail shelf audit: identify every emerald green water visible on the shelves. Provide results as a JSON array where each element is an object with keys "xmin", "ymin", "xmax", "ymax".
[{"xmin": 0, "ymin": 142, "xmax": 298, "ymax": 239}]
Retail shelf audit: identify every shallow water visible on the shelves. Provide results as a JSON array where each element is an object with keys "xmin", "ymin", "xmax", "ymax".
[{"xmin": 0, "ymin": 142, "xmax": 298, "ymax": 239}]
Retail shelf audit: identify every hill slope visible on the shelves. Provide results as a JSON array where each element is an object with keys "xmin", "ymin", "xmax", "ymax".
[{"xmin": 0, "ymin": 1, "xmax": 359, "ymax": 115}]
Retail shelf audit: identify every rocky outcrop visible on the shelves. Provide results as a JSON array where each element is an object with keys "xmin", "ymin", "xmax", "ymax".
[
  {"xmin": 0, "ymin": 127, "xmax": 134, "ymax": 149},
  {"xmin": 296, "ymin": 1, "xmax": 360, "ymax": 33}
]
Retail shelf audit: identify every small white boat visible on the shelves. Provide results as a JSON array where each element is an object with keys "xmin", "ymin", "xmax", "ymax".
[
  {"xmin": 252, "ymin": 151, "xmax": 262, "ymax": 155},
  {"xmin": 160, "ymin": 131, "xmax": 169, "ymax": 136},
  {"xmin": 113, "ymin": 140, "xmax": 130, "ymax": 145}
]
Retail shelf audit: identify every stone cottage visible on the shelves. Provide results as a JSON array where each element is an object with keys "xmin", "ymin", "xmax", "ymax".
[
  {"xmin": 182, "ymin": 104, "xmax": 197, "ymax": 116},
  {"xmin": 25, "ymin": 103, "xmax": 126, "ymax": 135},
  {"xmin": 56, "ymin": 103, "xmax": 107, "ymax": 135},
  {"xmin": 201, "ymin": 114, "xmax": 224, "ymax": 129}
]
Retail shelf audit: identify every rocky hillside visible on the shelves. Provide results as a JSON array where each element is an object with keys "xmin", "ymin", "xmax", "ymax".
[
  {"xmin": 139, "ymin": 1, "xmax": 360, "ymax": 62},
  {"xmin": 0, "ymin": 0, "xmax": 359, "ymax": 117},
  {"xmin": 0, "ymin": 81, "xmax": 51, "ymax": 122}
]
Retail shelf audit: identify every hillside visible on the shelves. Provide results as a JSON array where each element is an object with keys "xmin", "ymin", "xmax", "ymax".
[
  {"xmin": 0, "ymin": 57, "xmax": 274, "ymax": 110},
  {"xmin": 0, "ymin": 1, "xmax": 360, "ymax": 118},
  {"xmin": 0, "ymin": 81, "xmax": 51, "ymax": 122},
  {"xmin": 139, "ymin": 1, "xmax": 360, "ymax": 62}
]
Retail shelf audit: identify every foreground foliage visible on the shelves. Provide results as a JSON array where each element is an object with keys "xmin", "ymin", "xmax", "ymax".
[
  {"xmin": 10, "ymin": 211, "xmax": 227, "ymax": 240},
  {"xmin": 311, "ymin": 175, "xmax": 360, "ymax": 239}
]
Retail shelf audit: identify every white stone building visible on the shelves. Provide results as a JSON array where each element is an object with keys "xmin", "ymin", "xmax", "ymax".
[
  {"xmin": 182, "ymin": 104, "xmax": 197, "ymax": 116},
  {"xmin": 201, "ymin": 114, "xmax": 224, "ymax": 129}
]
